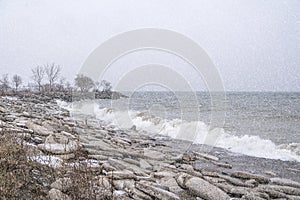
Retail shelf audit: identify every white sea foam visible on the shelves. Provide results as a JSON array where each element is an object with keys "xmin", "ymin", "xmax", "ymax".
[{"xmin": 57, "ymin": 100, "xmax": 300, "ymax": 162}]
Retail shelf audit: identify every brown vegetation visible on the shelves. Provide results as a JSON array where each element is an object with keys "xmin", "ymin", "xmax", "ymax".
[{"xmin": 0, "ymin": 129, "xmax": 112, "ymax": 200}]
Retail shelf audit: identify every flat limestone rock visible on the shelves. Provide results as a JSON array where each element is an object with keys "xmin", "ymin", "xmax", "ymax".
[
  {"xmin": 26, "ymin": 121, "xmax": 53, "ymax": 136},
  {"xmin": 271, "ymin": 177, "xmax": 300, "ymax": 188},
  {"xmin": 136, "ymin": 181, "xmax": 180, "ymax": 200},
  {"xmin": 218, "ymin": 174, "xmax": 255, "ymax": 188},
  {"xmin": 241, "ymin": 192, "xmax": 266, "ymax": 200},
  {"xmin": 143, "ymin": 149, "xmax": 166, "ymax": 160},
  {"xmin": 106, "ymin": 170, "xmax": 137, "ymax": 180},
  {"xmin": 139, "ymin": 159, "xmax": 152, "ymax": 170},
  {"xmin": 231, "ymin": 171, "xmax": 270, "ymax": 184},
  {"xmin": 258, "ymin": 185, "xmax": 300, "ymax": 196},
  {"xmin": 159, "ymin": 177, "xmax": 184, "ymax": 194},
  {"xmin": 176, "ymin": 173, "xmax": 230, "ymax": 200},
  {"xmin": 154, "ymin": 171, "xmax": 176, "ymax": 179},
  {"xmin": 255, "ymin": 186, "xmax": 287, "ymax": 198},
  {"xmin": 193, "ymin": 151, "xmax": 219, "ymax": 161},
  {"xmin": 38, "ymin": 132, "xmax": 80, "ymax": 154}
]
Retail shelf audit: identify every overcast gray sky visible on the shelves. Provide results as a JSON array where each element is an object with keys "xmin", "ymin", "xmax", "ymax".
[{"xmin": 0, "ymin": 0, "xmax": 299, "ymax": 91}]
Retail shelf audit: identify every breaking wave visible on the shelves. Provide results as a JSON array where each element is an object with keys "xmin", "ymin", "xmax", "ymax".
[{"xmin": 57, "ymin": 100, "xmax": 300, "ymax": 162}]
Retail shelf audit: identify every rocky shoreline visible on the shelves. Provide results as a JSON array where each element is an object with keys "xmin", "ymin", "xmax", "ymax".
[{"xmin": 0, "ymin": 95, "xmax": 300, "ymax": 200}]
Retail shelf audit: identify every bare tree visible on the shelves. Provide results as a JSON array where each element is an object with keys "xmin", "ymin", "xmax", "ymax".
[
  {"xmin": 0, "ymin": 74, "xmax": 10, "ymax": 93},
  {"xmin": 27, "ymin": 83, "xmax": 36, "ymax": 92},
  {"xmin": 57, "ymin": 77, "xmax": 66, "ymax": 91},
  {"xmin": 99, "ymin": 80, "xmax": 112, "ymax": 92},
  {"xmin": 12, "ymin": 74, "xmax": 22, "ymax": 92},
  {"xmin": 31, "ymin": 66, "xmax": 44, "ymax": 91},
  {"xmin": 65, "ymin": 81, "xmax": 73, "ymax": 92},
  {"xmin": 45, "ymin": 63, "xmax": 61, "ymax": 91},
  {"xmin": 74, "ymin": 74, "xmax": 95, "ymax": 92}
]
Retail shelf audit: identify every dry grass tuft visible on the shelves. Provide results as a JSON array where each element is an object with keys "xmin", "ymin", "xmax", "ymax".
[{"xmin": 0, "ymin": 129, "xmax": 112, "ymax": 200}]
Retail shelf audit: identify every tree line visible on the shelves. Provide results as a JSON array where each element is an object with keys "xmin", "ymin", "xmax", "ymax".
[{"xmin": 0, "ymin": 63, "xmax": 112, "ymax": 95}]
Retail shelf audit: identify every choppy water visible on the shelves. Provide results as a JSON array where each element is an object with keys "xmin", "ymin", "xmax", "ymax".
[{"xmin": 60, "ymin": 92, "xmax": 300, "ymax": 162}]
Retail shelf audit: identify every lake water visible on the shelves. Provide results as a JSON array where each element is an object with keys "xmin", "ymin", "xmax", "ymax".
[{"xmin": 62, "ymin": 92, "xmax": 300, "ymax": 162}]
